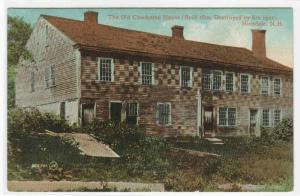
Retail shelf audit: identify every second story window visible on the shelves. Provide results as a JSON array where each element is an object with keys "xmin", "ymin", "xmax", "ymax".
[
  {"xmin": 180, "ymin": 66, "xmax": 193, "ymax": 88},
  {"xmin": 140, "ymin": 62, "xmax": 154, "ymax": 85},
  {"xmin": 203, "ymin": 71, "xmax": 211, "ymax": 90},
  {"xmin": 274, "ymin": 78, "xmax": 281, "ymax": 96},
  {"xmin": 262, "ymin": 109, "xmax": 270, "ymax": 127},
  {"xmin": 261, "ymin": 76, "xmax": 269, "ymax": 95},
  {"xmin": 212, "ymin": 71, "xmax": 222, "ymax": 90},
  {"xmin": 98, "ymin": 58, "xmax": 114, "ymax": 82},
  {"xmin": 240, "ymin": 74, "xmax": 250, "ymax": 94},
  {"xmin": 45, "ymin": 65, "xmax": 55, "ymax": 88},
  {"xmin": 202, "ymin": 70, "xmax": 222, "ymax": 90},
  {"xmin": 156, "ymin": 103, "xmax": 171, "ymax": 126},
  {"xmin": 225, "ymin": 72, "xmax": 234, "ymax": 91},
  {"xmin": 30, "ymin": 72, "xmax": 35, "ymax": 92}
]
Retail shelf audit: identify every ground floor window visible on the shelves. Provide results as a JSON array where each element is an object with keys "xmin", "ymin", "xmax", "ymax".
[
  {"xmin": 126, "ymin": 102, "xmax": 138, "ymax": 125},
  {"xmin": 156, "ymin": 103, "xmax": 171, "ymax": 126},
  {"xmin": 218, "ymin": 107, "xmax": 236, "ymax": 127},
  {"xmin": 262, "ymin": 109, "xmax": 270, "ymax": 127},
  {"xmin": 274, "ymin": 109, "xmax": 281, "ymax": 125}
]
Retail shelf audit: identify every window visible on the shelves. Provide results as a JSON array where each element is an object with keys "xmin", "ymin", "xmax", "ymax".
[
  {"xmin": 274, "ymin": 109, "xmax": 281, "ymax": 125},
  {"xmin": 261, "ymin": 77, "xmax": 269, "ymax": 95},
  {"xmin": 274, "ymin": 78, "xmax": 281, "ymax": 96},
  {"xmin": 157, "ymin": 103, "xmax": 171, "ymax": 126},
  {"xmin": 240, "ymin": 74, "xmax": 250, "ymax": 93},
  {"xmin": 126, "ymin": 103, "xmax": 138, "ymax": 125},
  {"xmin": 140, "ymin": 62, "xmax": 154, "ymax": 85},
  {"xmin": 262, "ymin": 109, "xmax": 270, "ymax": 127},
  {"xmin": 213, "ymin": 71, "xmax": 222, "ymax": 90},
  {"xmin": 45, "ymin": 65, "xmax": 55, "ymax": 88},
  {"xmin": 202, "ymin": 70, "xmax": 222, "ymax": 90},
  {"xmin": 98, "ymin": 58, "xmax": 114, "ymax": 82},
  {"xmin": 225, "ymin": 72, "xmax": 234, "ymax": 91},
  {"xmin": 218, "ymin": 107, "xmax": 236, "ymax": 127},
  {"xmin": 202, "ymin": 71, "xmax": 211, "ymax": 90},
  {"xmin": 180, "ymin": 66, "xmax": 192, "ymax": 87},
  {"xmin": 30, "ymin": 72, "xmax": 35, "ymax": 92}
]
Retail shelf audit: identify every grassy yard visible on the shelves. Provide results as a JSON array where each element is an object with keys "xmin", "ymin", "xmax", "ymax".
[
  {"xmin": 8, "ymin": 109, "xmax": 293, "ymax": 191},
  {"xmin": 8, "ymin": 136, "xmax": 293, "ymax": 191}
]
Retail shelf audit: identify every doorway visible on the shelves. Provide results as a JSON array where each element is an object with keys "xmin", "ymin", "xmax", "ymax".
[
  {"xmin": 203, "ymin": 106, "xmax": 213, "ymax": 136},
  {"xmin": 249, "ymin": 109, "xmax": 258, "ymax": 136},
  {"xmin": 110, "ymin": 102, "xmax": 122, "ymax": 122},
  {"xmin": 82, "ymin": 103, "xmax": 95, "ymax": 126}
]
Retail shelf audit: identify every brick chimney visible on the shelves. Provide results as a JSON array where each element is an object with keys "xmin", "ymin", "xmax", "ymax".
[
  {"xmin": 171, "ymin": 25, "xmax": 184, "ymax": 40},
  {"xmin": 84, "ymin": 11, "xmax": 98, "ymax": 24},
  {"xmin": 252, "ymin": 29, "xmax": 266, "ymax": 58}
]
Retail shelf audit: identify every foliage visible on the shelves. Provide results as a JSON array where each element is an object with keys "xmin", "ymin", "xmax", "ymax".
[
  {"xmin": 7, "ymin": 16, "xmax": 33, "ymax": 109},
  {"xmin": 272, "ymin": 117, "xmax": 293, "ymax": 142},
  {"xmin": 82, "ymin": 120, "xmax": 170, "ymax": 177},
  {"xmin": 8, "ymin": 109, "xmax": 293, "ymax": 191}
]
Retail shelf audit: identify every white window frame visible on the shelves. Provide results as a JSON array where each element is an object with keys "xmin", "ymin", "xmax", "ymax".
[
  {"xmin": 139, "ymin": 62, "xmax": 155, "ymax": 85},
  {"xmin": 273, "ymin": 109, "xmax": 281, "ymax": 125},
  {"xmin": 180, "ymin": 66, "xmax": 193, "ymax": 88},
  {"xmin": 202, "ymin": 70, "xmax": 223, "ymax": 91},
  {"xmin": 225, "ymin": 72, "xmax": 235, "ymax": 92},
  {"xmin": 97, "ymin": 57, "xmax": 114, "ymax": 82},
  {"xmin": 156, "ymin": 102, "xmax": 172, "ymax": 126},
  {"xmin": 262, "ymin": 109, "xmax": 271, "ymax": 127},
  {"xmin": 240, "ymin": 74, "xmax": 251, "ymax": 94},
  {"xmin": 218, "ymin": 107, "xmax": 237, "ymax": 127},
  {"xmin": 126, "ymin": 102, "xmax": 139, "ymax": 125},
  {"xmin": 273, "ymin": 78, "xmax": 281, "ymax": 97},
  {"xmin": 202, "ymin": 70, "xmax": 211, "ymax": 90},
  {"xmin": 212, "ymin": 70, "xmax": 222, "ymax": 90},
  {"xmin": 260, "ymin": 76, "xmax": 270, "ymax": 96}
]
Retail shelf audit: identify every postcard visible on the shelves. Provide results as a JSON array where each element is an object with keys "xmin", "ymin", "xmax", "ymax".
[{"xmin": 6, "ymin": 7, "xmax": 293, "ymax": 192}]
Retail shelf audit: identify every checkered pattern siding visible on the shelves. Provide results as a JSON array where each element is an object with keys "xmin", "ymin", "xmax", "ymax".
[{"xmin": 81, "ymin": 55, "xmax": 292, "ymax": 137}]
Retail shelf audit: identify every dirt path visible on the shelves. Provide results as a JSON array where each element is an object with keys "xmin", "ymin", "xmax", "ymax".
[{"xmin": 8, "ymin": 180, "xmax": 165, "ymax": 192}]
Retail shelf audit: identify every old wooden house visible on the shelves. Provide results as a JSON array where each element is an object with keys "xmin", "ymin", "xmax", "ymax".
[{"xmin": 15, "ymin": 11, "xmax": 293, "ymax": 137}]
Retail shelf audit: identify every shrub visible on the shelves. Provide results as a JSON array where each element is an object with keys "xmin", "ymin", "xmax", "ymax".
[
  {"xmin": 8, "ymin": 108, "xmax": 80, "ymax": 176},
  {"xmin": 272, "ymin": 117, "xmax": 293, "ymax": 142},
  {"xmin": 82, "ymin": 119, "xmax": 169, "ymax": 177}
]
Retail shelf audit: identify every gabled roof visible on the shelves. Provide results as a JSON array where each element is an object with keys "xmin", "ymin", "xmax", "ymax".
[{"xmin": 42, "ymin": 15, "xmax": 292, "ymax": 73}]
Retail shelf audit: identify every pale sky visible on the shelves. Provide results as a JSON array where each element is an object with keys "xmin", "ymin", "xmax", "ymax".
[{"xmin": 8, "ymin": 8, "xmax": 293, "ymax": 67}]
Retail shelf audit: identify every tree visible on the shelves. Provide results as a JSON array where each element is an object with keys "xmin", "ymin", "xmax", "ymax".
[{"xmin": 7, "ymin": 16, "xmax": 33, "ymax": 108}]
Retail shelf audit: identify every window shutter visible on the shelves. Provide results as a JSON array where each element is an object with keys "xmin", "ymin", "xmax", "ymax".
[
  {"xmin": 189, "ymin": 67, "xmax": 193, "ymax": 87},
  {"xmin": 179, "ymin": 66, "xmax": 182, "ymax": 87},
  {"xmin": 168, "ymin": 103, "xmax": 172, "ymax": 125},
  {"xmin": 233, "ymin": 73, "xmax": 236, "ymax": 92},
  {"xmin": 97, "ymin": 57, "xmax": 100, "ymax": 81},
  {"xmin": 156, "ymin": 103, "xmax": 159, "ymax": 124},
  {"xmin": 221, "ymin": 73, "xmax": 225, "ymax": 91},
  {"xmin": 138, "ymin": 62, "xmax": 142, "ymax": 84},
  {"xmin": 111, "ymin": 59, "xmax": 115, "ymax": 82},
  {"xmin": 248, "ymin": 75, "xmax": 252, "ymax": 93},
  {"xmin": 151, "ymin": 63, "xmax": 155, "ymax": 85}
]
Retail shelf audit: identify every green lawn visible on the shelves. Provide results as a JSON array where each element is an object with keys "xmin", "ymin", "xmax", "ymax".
[{"xmin": 8, "ymin": 137, "xmax": 293, "ymax": 191}]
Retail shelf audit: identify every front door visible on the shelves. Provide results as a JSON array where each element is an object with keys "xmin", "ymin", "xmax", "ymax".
[
  {"xmin": 249, "ymin": 109, "xmax": 258, "ymax": 136},
  {"xmin": 203, "ymin": 106, "xmax": 213, "ymax": 135},
  {"xmin": 110, "ymin": 102, "xmax": 122, "ymax": 122}
]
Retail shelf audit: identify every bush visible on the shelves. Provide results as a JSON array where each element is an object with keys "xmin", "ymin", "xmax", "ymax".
[
  {"xmin": 82, "ymin": 119, "xmax": 169, "ymax": 177},
  {"xmin": 272, "ymin": 117, "xmax": 293, "ymax": 142},
  {"xmin": 8, "ymin": 108, "xmax": 80, "ymax": 178}
]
